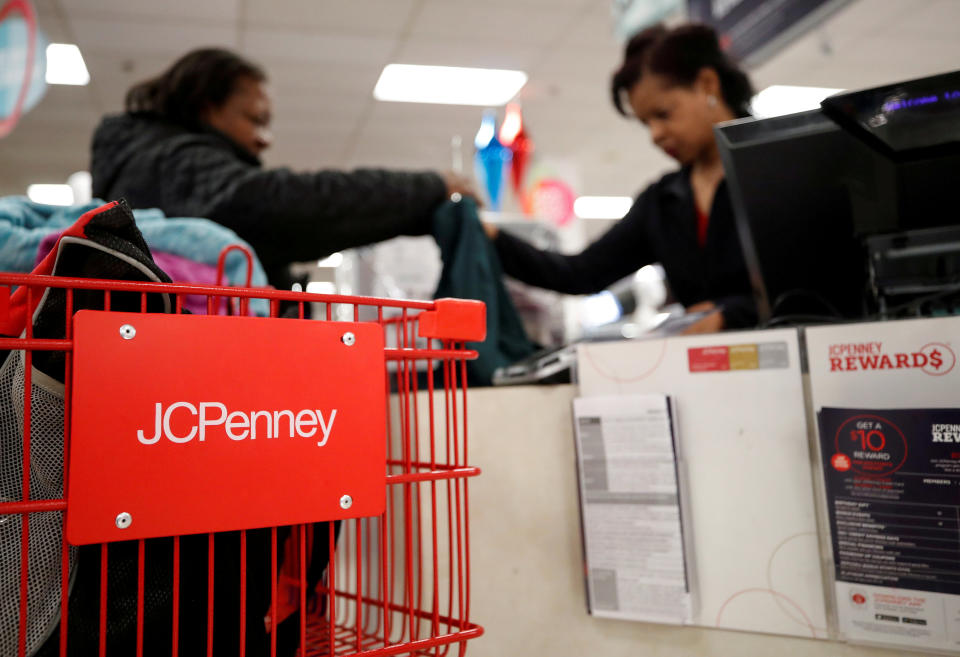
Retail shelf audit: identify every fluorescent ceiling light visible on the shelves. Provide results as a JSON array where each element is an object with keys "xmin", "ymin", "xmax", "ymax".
[
  {"xmin": 28, "ymin": 184, "xmax": 74, "ymax": 206},
  {"xmin": 45, "ymin": 43, "xmax": 90, "ymax": 85},
  {"xmin": 574, "ymin": 196, "xmax": 632, "ymax": 220},
  {"xmin": 750, "ymin": 85, "xmax": 844, "ymax": 118},
  {"xmin": 374, "ymin": 64, "xmax": 527, "ymax": 106}
]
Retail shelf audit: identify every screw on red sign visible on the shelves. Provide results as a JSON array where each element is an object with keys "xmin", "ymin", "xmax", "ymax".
[{"xmin": 831, "ymin": 453, "xmax": 851, "ymax": 472}]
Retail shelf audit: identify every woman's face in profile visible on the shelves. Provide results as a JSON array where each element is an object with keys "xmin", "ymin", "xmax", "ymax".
[
  {"xmin": 627, "ymin": 72, "xmax": 718, "ymax": 166},
  {"xmin": 203, "ymin": 76, "xmax": 274, "ymax": 158}
]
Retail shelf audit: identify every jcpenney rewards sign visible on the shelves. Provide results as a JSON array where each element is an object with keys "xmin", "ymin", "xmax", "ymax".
[
  {"xmin": 67, "ymin": 311, "xmax": 386, "ymax": 544},
  {"xmin": 827, "ymin": 341, "xmax": 956, "ymax": 377}
]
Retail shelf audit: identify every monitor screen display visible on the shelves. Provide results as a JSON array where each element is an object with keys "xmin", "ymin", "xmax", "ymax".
[{"xmin": 822, "ymin": 69, "xmax": 960, "ymax": 155}]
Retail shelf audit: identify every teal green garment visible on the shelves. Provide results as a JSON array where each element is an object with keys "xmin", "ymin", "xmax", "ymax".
[{"xmin": 432, "ymin": 198, "xmax": 537, "ymax": 386}]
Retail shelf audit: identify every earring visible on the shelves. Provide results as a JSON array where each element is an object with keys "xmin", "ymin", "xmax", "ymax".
[{"xmin": 707, "ymin": 95, "xmax": 718, "ymax": 108}]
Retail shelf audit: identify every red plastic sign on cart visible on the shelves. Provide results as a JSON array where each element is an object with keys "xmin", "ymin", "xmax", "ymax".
[{"xmin": 67, "ymin": 311, "xmax": 386, "ymax": 545}]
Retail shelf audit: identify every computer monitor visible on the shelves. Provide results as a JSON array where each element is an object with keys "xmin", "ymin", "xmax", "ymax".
[{"xmin": 716, "ymin": 69, "xmax": 960, "ymax": 324}]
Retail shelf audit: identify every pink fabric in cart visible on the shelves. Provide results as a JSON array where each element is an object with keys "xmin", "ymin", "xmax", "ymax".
[{"xmin": 37, "ymin": 231, "xmax": 219, "ymax": 315}]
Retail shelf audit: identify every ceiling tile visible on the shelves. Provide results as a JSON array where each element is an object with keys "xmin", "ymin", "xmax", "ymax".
[
  {"xmin": 347, "ymin": 134, "xmax": 455, "ymax": 171},
  {"xmin": 364, "ymin": 101, "xmax": 485, "ymax": 130},
  {"xmin": 823, "ymin": 0, "xmax": 932, "ymax": 41},
  {"xmin": 270, "ymin": 98, "xmax": 368, "ymax": 129},
  {"xmin": 533, "ymin": 42, "xmax": 621, "ymax": 77},
  {"xmin": 392, "ymin": 36, "xmax": 541, "ymax": 70},
  {"xmin": 265, "ymin": 61, "xmax": 382, "ymax": 100},
  {"xmin": 753, "ymin": 9, "xmax": 960, "ymax": 91},
  {"xmin": 521, "ymin": 68, "xmax": 615, "ymax": 109},
  {"xmin": 16, "ymin": 86, "xmax": 100, "ymax": 125},
  {"xmin": 242, "ymin": 28, "xmax": 397, "ymax": 64},
  {"xmin": 32, "ymin": 0, "xmax": 73, "ymax": 43},
  {"xmin": 869, "ymin": 0, "xmax": 960, "ymax": 39},
  {"xmin": 70, "ymin": 18, "xmax": 238, "ymax": 56},
  {"xmin": 81, "ymin": 53, "xmax": 188, "ymax": 112},
  {"xmin": 243, "ymin": 0, "xmax": 416, "ymax": 34},
  {"xmin": 410, "ymin": 2, "xmax": 575, "ymax": 47},
  {"xmin": 0, "ymin": 124, "xmax": 92, "ymax": 194},
  {"xmin": 59, "ymin": 0, "xmax": 240, "ymax": 24},
  {"xmin": 433, "ymin": 0, "xmax": 593, "ymax": 8},
  {"xmin": 562, "ymin": 3, "xmax": 620, "ymax": 49},
  {"xmin": 262, "ymin": 127, "xmax": 353, "ymax": 169}
]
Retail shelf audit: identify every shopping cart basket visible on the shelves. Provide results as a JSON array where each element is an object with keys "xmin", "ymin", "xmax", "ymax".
[{"xmin": 0, "ymin": 270, "xmax": 485, "ymax": 657}]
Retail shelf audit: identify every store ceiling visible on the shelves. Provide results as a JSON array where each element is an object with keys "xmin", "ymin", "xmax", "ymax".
[{"xmin": 1, "ymin": 0, "xmax": 959, "ymax": 201}]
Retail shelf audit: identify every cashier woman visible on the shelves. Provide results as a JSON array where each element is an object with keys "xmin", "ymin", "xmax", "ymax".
[{"xmin": 486, "ymin": 23, "xmax": 757, "ymax": 333}]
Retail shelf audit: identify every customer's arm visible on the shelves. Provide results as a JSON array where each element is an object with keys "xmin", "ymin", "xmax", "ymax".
[
  {"xmin": 158, "ymin": 138, "xmax": 448, "ymax": 267},
  {"xmin": 490, "ymin": 191, "xmax": 654, "ymax": 295}
]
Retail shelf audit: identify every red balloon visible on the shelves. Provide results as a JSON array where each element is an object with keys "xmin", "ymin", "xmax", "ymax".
[
  {"xmin": 509, "ymin": 130, "xmax": 532, "ymax": 201},
  {"xmin": 499, "ymin": 103, "xmax": 535, "ymax": 213}
]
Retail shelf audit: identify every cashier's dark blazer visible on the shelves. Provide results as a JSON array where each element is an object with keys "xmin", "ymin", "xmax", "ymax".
[{"xmin": 492, "ymin": 168, "xmax": 757, "ymax": 329}]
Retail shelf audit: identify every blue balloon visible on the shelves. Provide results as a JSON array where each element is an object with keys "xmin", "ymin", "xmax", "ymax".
[
  {"xmin": 474, "ymin": 134, "xmax": 511, "ymax": 211},
  {"xmin": 473, "ymin": 110, "xmax": 513, "ymax": 211}
]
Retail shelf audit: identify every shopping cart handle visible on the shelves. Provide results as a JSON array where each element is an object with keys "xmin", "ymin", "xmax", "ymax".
[{"xmin": 417, "ymin": 298, "xmax": 486, "ymax": 342}]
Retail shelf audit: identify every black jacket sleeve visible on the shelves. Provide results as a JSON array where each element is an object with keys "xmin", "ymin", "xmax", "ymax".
[
  {"xmin": 157, "ymin": 137, "xmax": 447, "ymax": 269},
  {"xmin": 492, "ymin": 189, "xmax": 656, "ymax": 295}
]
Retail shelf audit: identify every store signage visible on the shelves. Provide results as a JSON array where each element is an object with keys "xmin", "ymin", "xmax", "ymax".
[
  {"xmin": 67, "ymin": 311, "xmax": 386, "ymax": 544},
  {"xmin": 818, "ymin": 407, "xmax": 960, "ymax": 649},
  {"xmin": 687, "ymin": 340, "xmax": 788, "ymax": 372},
  {"xmin": 687, "ymin": 0, "xmax": 853, "ymax": 67},
  {"xmin": 826, "ymin": 341, "xmax": 955, "ymax": 376},
  {"xmin": 135, "ymin": 402, "xmax": 338, "ymax": 445}
]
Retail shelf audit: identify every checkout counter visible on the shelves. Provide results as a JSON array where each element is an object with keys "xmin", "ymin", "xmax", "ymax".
[{"xmin": 459, "ymin": 315, "xmax": 960, "ymax": 657}]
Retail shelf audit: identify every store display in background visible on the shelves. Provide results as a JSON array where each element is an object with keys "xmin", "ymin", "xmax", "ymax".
[
  {"xmin": 473, "ymin": 105, "xmax": 582, "ymax": 225},
  {"xmin": 330, "ymin": 220, "xmax": 568, "ymax": 349},
  {"xmin": 688, "ymin": 0, "xmax": 854, "ymax": 69},
  {"xmin": 0, "ymin": 1, "xmax": 46, "ymax": 139},
  {"xmin": 523, "ymin": 155, "xmax": 581, "ymax": 229},
  {"xmin": 529, "ymin": 178, "xmax": 576, "ymax": 228},
  {"xmin": 495, "ymin": 218, "xmax": 567, "ymax": 346},
  {"xmin": 354, "ymin": 237, "xmax": 441, "ymax": 304}
]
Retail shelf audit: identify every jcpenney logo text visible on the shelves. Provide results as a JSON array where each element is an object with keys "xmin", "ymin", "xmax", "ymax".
[
  {"xmin": 828, "ymin": 341, "xmax": 955, "ymax": 376},
  {"xmin": 138, "ymin": 402, "xmax": 337, "ymax": 446},
  {"xmin": 932, "ymin": 424, "xmax": 960, "ymax": 443}
]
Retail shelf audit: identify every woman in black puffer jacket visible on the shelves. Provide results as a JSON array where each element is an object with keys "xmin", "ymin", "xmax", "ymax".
[{"xmin": 90, "ymin": 47, "xmax": 474, "ymax": 290}]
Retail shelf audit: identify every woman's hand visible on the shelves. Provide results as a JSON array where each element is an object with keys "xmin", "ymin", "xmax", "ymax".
[
  {"xmin": 442, "ymin": 171, "xmax": 481, "ymax": 206},
  {"xmin": 681, "ymin": 301, "xmax": 725, "ymax": 334}
]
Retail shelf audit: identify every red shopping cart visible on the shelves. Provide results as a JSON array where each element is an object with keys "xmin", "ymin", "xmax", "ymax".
[{"xmin": 0, "ymin": 268, "xmax": 485, "ymax": 657}]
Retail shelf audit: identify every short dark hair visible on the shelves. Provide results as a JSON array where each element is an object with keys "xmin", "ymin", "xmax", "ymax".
[
  {"xmin": 611, "ymin": 23, "xmax": 754, "ymax": 118},
  {"xmin": 125, "ymin": 48, "xmax": 266, "ymax": 128}
]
